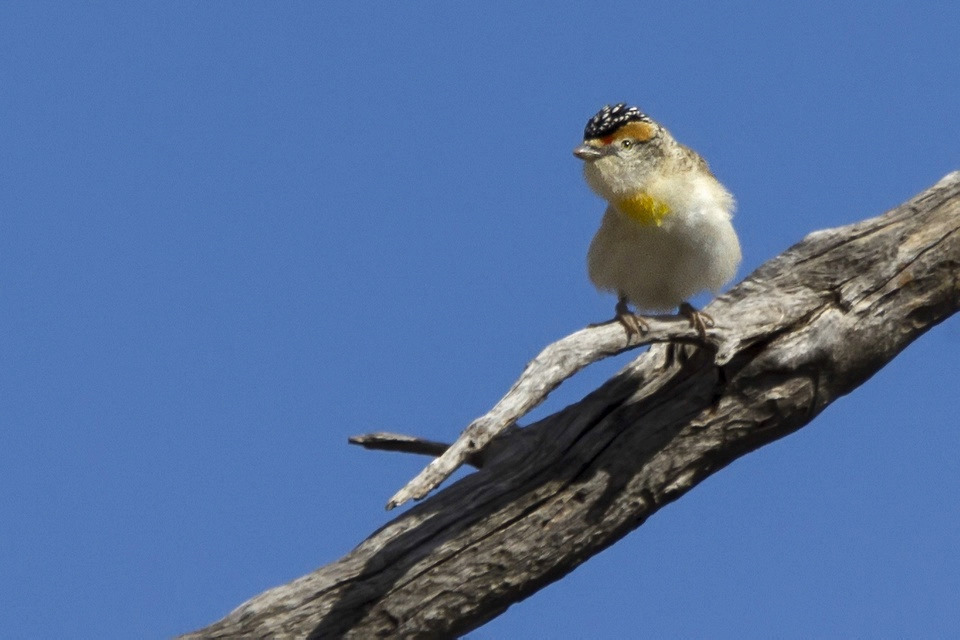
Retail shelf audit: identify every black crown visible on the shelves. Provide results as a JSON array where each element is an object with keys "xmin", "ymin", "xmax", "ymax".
[{"xmin": 583, "ymin": 103, "xmax": 650, "ymax": 140}]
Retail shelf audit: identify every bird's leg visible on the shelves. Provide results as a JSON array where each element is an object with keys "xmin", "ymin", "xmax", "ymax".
[
  {"xmin": 615, "ymin": 294, "xmax": 648, "ymax": 337},
  {"xmin": 678, "ymin": 302, "xmax": 713, "ymax": 341}
]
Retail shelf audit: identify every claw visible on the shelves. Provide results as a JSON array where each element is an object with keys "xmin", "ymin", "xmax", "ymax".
[
  {"xmin": 678, "ymin": 302, "xmax": 713, "ymax": 340},
  {"xmin": 615, "ymin": 295, "xmax": 649, "ymax": 338}
]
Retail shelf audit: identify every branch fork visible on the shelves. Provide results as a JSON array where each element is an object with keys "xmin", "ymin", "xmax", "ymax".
[{"xmin": 350, "ymin": 313, "xmax": 721, "ymax": 509}]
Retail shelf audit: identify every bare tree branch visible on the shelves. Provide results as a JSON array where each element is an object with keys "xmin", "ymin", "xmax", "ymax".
[
  {"xmin": 382, "ymin": 314, "xmax": 707, "ymax": 509},
  {"xmin": 181, "ymin": 172, "xmax": 960, "ymax": 640},
  {"xmin": 348, "ymin": 432, "xmax": 486, "ymax": 469}
]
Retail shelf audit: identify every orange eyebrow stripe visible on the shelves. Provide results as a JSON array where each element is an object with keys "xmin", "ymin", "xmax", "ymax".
[
  {"xmin": 616, "ymin": 121, "xmax": 657, "ymax": 142},
  {"xmin": 591, "ymin": 121, "xmax": 657, "ymax": 146}
]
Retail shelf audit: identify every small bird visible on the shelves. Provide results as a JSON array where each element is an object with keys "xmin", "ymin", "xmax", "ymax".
[{"xmin": 573, "ymin": 103, "xmax": 741, "ymax": 337}]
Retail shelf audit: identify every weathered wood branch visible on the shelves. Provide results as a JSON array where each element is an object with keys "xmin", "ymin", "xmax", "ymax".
[
  {"xmin": 383, "ymin": 313, "xmax": 708, "ymax": 509},
  {"xmin": 348, "ymin": 432, "xmax": 486, "ymax": 469},
  {"xmin": 181, "ymin": 172, "xmax": 960, "ymax": 639}
]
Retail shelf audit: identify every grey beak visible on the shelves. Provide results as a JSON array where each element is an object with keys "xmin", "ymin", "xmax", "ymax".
[{"xmin": 573, "ymin": 144, "xmax": 604, "ymax": 161}]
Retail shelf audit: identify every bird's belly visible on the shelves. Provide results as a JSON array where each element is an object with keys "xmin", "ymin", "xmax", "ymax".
[{"xmin": 587, "ymin": 208, "xmax": 740, "ymax": 311}]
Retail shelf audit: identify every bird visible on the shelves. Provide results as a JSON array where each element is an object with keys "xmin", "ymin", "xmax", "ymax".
[{"xmin": 573, "ymin": 103, "xmax": 741, "ymax": 338}]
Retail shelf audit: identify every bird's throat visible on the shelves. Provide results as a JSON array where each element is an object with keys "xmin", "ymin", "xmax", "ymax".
[{"xmin": 614, "ymin": 192, "xmax": 671, "ymax": 227}]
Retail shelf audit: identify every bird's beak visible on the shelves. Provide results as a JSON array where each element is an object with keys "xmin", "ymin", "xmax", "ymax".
[{"xmin": 573, "ymin": 144, "xmax": 604, "ymax": 161}]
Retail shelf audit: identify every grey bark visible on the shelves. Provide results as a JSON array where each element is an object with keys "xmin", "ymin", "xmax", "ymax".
[{"xmin": 181, "ymin": 172, "xmax": 960, "ymax": 639}]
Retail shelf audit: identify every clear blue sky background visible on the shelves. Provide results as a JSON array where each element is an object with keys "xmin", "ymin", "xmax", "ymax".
[{"xmin": 2, "ymin": 3, "xmax": 958, "ymax": 638}]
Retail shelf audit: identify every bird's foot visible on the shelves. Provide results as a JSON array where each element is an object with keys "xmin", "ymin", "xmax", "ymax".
[
  {"xmin": 678, "ymin": 302, "xmax": 713, "ymax": 341},
  {"xmin": 615, "ymin": 297, "xmax": 649, "ymax": 338}
]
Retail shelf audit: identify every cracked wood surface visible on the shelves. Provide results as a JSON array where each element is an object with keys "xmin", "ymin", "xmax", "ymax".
[{"xmin": 181, "ymin": 172, "xmax": 960, "ymax": 639}]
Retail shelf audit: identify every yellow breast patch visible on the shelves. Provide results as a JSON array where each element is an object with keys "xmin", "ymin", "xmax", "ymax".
[{"xmin": 615, "ymin": 192, "xmax": 672, "ymax": 226}]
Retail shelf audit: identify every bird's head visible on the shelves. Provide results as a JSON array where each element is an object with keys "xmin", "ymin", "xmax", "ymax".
[{"xmin": 573, "ymin": 103, "xmax": 667, "ymax": 202}]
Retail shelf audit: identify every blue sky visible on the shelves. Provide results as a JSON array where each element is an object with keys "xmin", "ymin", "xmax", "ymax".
[{"xmin": 2, "ymin": 3, "xmax": 958, "ymax": 638}]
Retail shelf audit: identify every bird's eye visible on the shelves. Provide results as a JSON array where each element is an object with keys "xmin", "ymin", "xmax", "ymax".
[{"xmin": 621, "ymin": 139, "xmax": 634, "ymax": 149}]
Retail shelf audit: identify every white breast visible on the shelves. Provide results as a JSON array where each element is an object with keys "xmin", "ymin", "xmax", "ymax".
[{"xmin": 587, "ymin": 175, "xmax": 741, "ymax": 312}]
